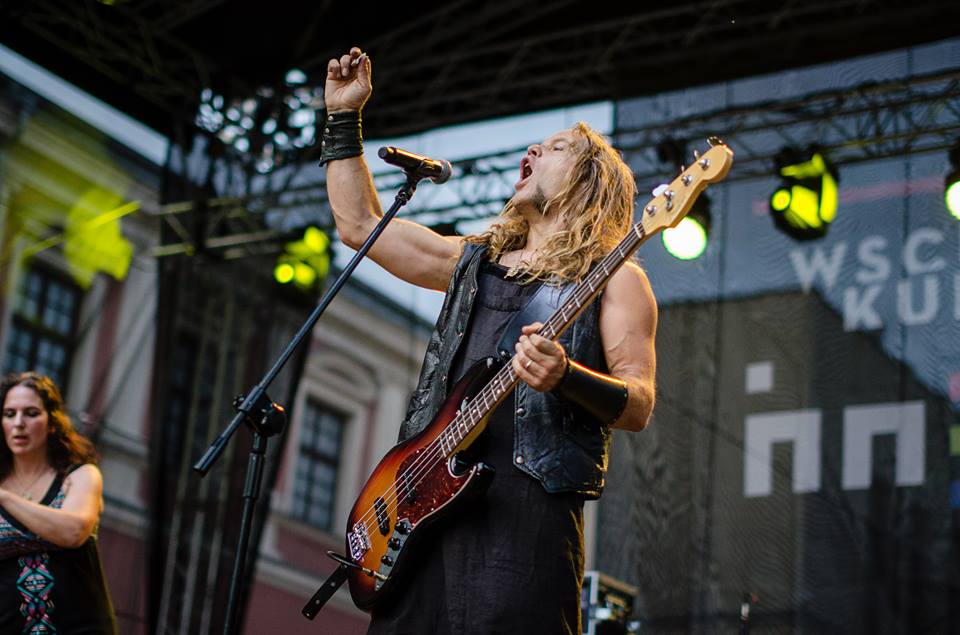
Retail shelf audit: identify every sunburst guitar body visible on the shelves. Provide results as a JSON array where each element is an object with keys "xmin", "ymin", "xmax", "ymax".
[{"xmin": 344, "ymin": 358, "xmax": 499, "ymax": 610}]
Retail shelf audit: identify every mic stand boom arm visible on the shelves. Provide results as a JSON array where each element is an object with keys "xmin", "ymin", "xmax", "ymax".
[{"xmin": 193, "ymin": 172, "xmax": 422, "ymax": 635}]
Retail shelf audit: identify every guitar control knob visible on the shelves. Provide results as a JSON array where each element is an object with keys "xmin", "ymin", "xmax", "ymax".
[
  {"xmin": 396, "ymin": 520, "xmax": 412, "ymax": 534},
  {"xmin": 381, "ymin": 555, "xmax": 393, "ymax": 566},
  {"xmin": 388, "ymin": 538, "xmax": 401, "ymax": 549}
]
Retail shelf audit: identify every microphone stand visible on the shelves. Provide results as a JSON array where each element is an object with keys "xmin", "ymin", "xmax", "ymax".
[{"xmin": 193, "ymin": 171, "xmax": 422, "ymax": 635}]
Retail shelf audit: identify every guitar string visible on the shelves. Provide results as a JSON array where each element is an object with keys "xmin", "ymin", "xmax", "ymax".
[
  {"xmin": 350, "ymin": 334, "xmax": 525, "ymax": 534},
  {"xmin": 355, "ymin": 270, "xmax": 607, "ymax": 534},
  {"xmin": 350, "ymin": 377, "xmax": 510, "ymax": 541},
  {"xmin": 349, "ymin": 265, "xmax": 614, "ymax": 535},
  {"xmin": 350, "ymin": 232, "xmax": 644, "ymax": 537},
  {"xmin": 350, "ymin": 150, "xmax": 727, "ymax": 541},
  {"xmin": 350, "ymin": 228, "xmax": 648, "ymax": 537},
  {"xmin": 350, "ymin": 293, "xmax": 572, "ymax": 535},
  {"xmin": 350, "ymin": 266, "xmax": 613, "ymax": 532}
]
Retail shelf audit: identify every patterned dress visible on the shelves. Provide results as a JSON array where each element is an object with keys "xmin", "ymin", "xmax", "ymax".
[{"xmin": 0, "ymin": 465, "xmax": 117, "ymax": 634}]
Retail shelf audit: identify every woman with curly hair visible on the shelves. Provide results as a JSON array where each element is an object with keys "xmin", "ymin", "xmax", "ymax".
[{"xmin": 0, "ymin": 371, "xmax": 116, "ymax": 634}]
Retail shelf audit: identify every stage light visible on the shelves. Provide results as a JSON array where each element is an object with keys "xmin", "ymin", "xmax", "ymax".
[
  {"xmin": 662, "ymin": 194, "xmax": 711, "ymax": 260},
  {"xmin": 946, "ymin": 144, "xmax": 960, "ymax": 221},
  {"xmin": 62, "ymin": 190, "xmax": 136, "ymax": 288},
  {"xmin": 274, "ymin": 226, "xmax": 330, "ymax": 291},
  {"xmin": 274, "ymin": 262, "xmax": 295, "ymax": 284},
  {"xmin": 769, "ymin": 147, "xmax": 838, "ymax": 240}
]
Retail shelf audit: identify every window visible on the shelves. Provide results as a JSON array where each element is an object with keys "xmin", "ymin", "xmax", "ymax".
[
  {"xmin": 291, "ymin": 399, "xmax": 346, "ymax": 530},
  {"xmin": 3, "ymin": 266, "xmax": 81, "ymax": 389}
]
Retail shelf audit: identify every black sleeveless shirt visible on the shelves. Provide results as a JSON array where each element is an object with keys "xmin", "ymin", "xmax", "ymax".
[{"xmin": 368, "ymin": 258, "xmax": 584, "ymax": 635}]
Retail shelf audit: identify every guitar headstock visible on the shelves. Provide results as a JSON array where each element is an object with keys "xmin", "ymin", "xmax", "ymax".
[{"xmin": 639, "ymin": 139, "xmax": 733, "ymax": 236}]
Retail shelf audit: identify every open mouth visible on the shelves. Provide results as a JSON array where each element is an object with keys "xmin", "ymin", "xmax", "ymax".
[{"xmin": 517, "ymin": 157, "xmax": 533, "ymax": 186}]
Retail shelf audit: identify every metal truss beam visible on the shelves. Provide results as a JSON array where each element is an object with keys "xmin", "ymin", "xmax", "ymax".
[
  {"xmin": 615, "ymin": 67, "xmax": 960, "ymax": 187},
  {"xmin": 6, "ymin": 0, "xmax": 220, "ymax": 118},
  {"xmin": 152, "ymin": 65, "xmax": 960, "ymax": 258},
  {"xmin": 6, "ymin": 1, "xmax": 959, "ymax": 139},
  {"xmin": 358, "ymin": 0, "xmax": 960, "ymax": 137}
]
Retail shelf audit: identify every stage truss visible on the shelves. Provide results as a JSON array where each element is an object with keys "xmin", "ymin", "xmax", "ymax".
[{"xmin": 149, "ymin": 65, "xmax": 960, "ymax": 258}]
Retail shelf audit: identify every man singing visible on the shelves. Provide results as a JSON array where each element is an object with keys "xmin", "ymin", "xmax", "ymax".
[{"xmin": 322, "ymin": 46, "xmax": 657, "ymax": 634}]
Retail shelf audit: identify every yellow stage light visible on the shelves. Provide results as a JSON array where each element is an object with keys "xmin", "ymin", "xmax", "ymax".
[
  {"xmin": 274, "ymin": 227, "xmax": 331, "ymax": 291},
  {"xmin": 769, "ymin": 148, "xmax": 839, "ymax": 240}
]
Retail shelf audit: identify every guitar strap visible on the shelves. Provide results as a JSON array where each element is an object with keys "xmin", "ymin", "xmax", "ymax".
[{"xmin": 495, "ymin": 281, "xmax": 578, "ymax": 361}]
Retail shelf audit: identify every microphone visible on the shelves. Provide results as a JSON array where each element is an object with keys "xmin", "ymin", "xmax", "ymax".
[{"xmin": 377, "ymin": 146, "xmax": 453, "ymax": 184}]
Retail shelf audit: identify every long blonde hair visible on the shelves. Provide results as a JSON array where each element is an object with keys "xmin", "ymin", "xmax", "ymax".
[{"xmin": 466, "ymin": 122, "xmax": 637, "ymax": 283}]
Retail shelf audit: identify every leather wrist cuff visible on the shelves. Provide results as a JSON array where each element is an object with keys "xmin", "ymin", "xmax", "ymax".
[
  {"xmin": 319, "ymin": 110, "xmax": 363, "ymax": 166},
  {"xmin": 552, "ymin": 359, "xmax": 628, "ymax": 427}
]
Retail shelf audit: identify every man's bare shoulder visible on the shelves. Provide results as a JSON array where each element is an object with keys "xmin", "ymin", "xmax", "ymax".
[
  {"xmin": 607, "ymin": 261, "xmax": 654, "ymax": 301},
  {"xmin": 601, "ymin": 261, "xmax": 658, "ymax": 328}
]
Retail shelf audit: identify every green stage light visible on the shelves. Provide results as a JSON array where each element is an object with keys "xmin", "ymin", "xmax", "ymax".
[
  {"xmin": 946, "ymin": 180, "xmax": 960, "ymax": 220},
  {"xmin": 946, "ymin": 144, "xmax": 960, "ymax": 221},
  {"xmin": 662, "ymin": 194, "xmax": 711, "ymax": 260},
  {"xmin": 303, "ymin": 226, "xmax": 329, "ymax": 253},
  {"xmin": 293, "ymin": 262, "xmax": 317, "ymax": 287},
  {"xmin": 274, "ymin": 226, "xmax": 330, "ymax": 291},
  {"xmin": 274, "ymin": 262, "xmax": 295, "ymax": 284},
  {"xmin": 769, "ymin": 148, "xmax": 838, "ymax": 240}
]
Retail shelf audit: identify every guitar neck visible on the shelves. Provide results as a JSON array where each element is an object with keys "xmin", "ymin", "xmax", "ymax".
[{"xmin": 436, "ymin": 140, "xmax": 733, "ymax": 456}]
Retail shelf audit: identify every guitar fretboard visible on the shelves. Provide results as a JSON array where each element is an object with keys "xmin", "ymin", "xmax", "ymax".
[
  {"xmin": 434, "ymin": 223, "xmax": 648, "ymax": 457},
  {"xmin": 433, "ymin": 140, "xmax": 733, "ymax": 456}
]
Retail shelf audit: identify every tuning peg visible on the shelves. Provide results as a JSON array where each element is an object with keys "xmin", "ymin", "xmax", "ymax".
[
  {"xmin": 652, "ymin": 184, "xmax": 668, "ymax": 197},
  {"xmin": 708, "ymin": 136, "xmax": 724, "ymax": 147}
]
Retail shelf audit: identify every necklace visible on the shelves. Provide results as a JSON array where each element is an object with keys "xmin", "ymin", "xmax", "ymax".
[{"xmin": 11, "ymin": 467, "xmax": 50, "ymax": 501}]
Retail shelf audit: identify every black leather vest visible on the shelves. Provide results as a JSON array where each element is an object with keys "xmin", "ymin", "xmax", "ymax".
[{"xmin": 399, "ymin": 243, "xmax": 612, "ymax": 499}]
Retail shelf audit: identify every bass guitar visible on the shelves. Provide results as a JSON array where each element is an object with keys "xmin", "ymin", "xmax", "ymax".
[{"xmin": 340, "ymin": 138, "xmax": 733, "ymax": 611}]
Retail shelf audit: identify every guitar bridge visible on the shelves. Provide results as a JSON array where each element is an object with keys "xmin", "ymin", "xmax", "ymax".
[{"xmin": 348, "ymin": 521, "xmax": 371, "ymax": 562}]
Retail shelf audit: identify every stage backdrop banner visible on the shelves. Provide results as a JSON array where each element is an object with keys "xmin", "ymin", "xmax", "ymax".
[{"xmin": 598, "ymin": 37, "xmax": 960, "ymax": 634}]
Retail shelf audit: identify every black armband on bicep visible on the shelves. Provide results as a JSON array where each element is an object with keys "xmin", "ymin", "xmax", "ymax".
[{"xmin": 552, "ymin": 359, "xmax": 628, "ymax": 427}]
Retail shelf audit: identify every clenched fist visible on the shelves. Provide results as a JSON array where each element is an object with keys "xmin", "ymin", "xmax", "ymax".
[{"xmin": 325, "ymin": 46, "xmax": 372, "ymax": 113}]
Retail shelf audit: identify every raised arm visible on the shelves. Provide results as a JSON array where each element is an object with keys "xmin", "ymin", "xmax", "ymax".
[
  {"xmin": 324, "ymin": 47, "xmax": 463, "ymax": 292},
  {"xmin": 0, "ymin": 464, "xmax": 103, "ymax": 548}
]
